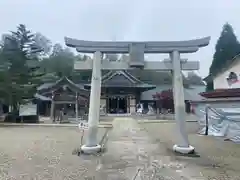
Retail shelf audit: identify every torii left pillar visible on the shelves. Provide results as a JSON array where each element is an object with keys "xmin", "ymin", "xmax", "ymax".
[{"xmin": 81, "ymin": 51, "xmax": 102, "ymax": 154}]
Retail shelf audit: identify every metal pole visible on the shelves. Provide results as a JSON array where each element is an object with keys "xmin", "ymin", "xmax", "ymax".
[
  {"xmin": 75, "ymin": 92, "xmax": 78, "ymax": 122},
  {"xmin": 205, "ymin": 104, "xmax": 209, "ymax": 135}
]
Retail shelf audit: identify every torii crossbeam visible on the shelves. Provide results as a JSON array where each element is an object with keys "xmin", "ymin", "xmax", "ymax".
[{"xmin": 65, "ymin": 36, "xmax": 210, "ymax": 154}]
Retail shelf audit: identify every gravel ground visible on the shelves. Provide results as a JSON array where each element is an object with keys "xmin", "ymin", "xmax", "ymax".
[
  {"xmin": 1, "ymin": 119, "xmax": 240, "ymax": 180},
  {"xmin": 141, "ymin": 122, "xmax": 240, "ymax": 180},
  {"xmin": 0, "ymin": 120, "xmax": 189, "ymax": 180},
  {"xmin": 0, "ymin": 126, "xmax": 108, "ymax": 180}
]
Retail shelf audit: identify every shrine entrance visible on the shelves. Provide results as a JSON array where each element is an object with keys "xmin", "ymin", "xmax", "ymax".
[
  {"xmin": 107, "ymin": 96, "xmax": 127, "ymax": 114},
  {"xmin": 83, "ymin": 70, "xmax": 156, "ymax": 114},
  {"xmin": 65, "ymin": 36, "xmax": 210, "ymax": 154}
]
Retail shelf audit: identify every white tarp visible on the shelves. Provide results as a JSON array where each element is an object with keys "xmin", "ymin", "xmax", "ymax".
[
  {"xmin": 194, "ymin": 106, "xmax": 240, "ymax": 143},
  {"xmin": 19, "ymin": 103, "xmax": 37, "ymax": 116}
]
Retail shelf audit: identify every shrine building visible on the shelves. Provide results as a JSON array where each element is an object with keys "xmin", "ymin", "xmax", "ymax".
[{"xmin": 36, "ymin": 70, "xmax": 204, "ymax": 116}]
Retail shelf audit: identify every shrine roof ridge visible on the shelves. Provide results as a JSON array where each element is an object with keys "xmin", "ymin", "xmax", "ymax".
[
  {"xmin": 64, "ymin": 36, "xmax": 210, "ymax": 53},
  {"xmin": 37, "ymin": 76, "xmax": 89, "ymax": 96}
]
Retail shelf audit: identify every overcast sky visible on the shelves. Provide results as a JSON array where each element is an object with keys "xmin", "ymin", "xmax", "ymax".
[{"xmin": 0, "ymin": 0, "xmax": 239, "ymax": 77}]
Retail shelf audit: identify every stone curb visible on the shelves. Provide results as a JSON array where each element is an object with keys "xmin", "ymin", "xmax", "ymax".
[
  {"xmin": 0, "ymin": 123, "xmax": 113, "ymax": 128},
  {"xmin": 137, "ymin": 120, "xmax": 197, "ymax": 123}
]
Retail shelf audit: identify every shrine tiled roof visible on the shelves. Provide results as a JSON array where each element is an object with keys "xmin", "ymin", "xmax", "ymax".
[
  {"xmin": 85, "ymin": 70, "xmax": 156, "ymax": 90},
  {"xmin": 37, "ymin": 76, "xmax": 89, "ymax": 96},
  {"xmin": 200, "ymin": 88, "xmax": 240, "ymax": 98}
]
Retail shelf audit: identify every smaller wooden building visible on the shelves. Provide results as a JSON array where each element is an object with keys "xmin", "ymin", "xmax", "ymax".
[{"xmin": 36, "ymin": 77, "xmax": 89, "ymax": 121}]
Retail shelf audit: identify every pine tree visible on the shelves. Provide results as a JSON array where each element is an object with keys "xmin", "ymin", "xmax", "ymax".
[
  {"xmin": 210, "ymin": 23, "xmax": 240, "ymax": 75},
  {"xmin": 0, "ymin": 24, "xmax": 44, "ymax": 110},
  {"xmin": 40, "ymin": 43, "xmax": 75, "ymax": 78},
  {"xmin": 206, "ymin": 23, "xmax": 240, "ymax": 91},
  {"xmin": 206, "ymin": 81, "xmax": 214, "ymax": 92}
]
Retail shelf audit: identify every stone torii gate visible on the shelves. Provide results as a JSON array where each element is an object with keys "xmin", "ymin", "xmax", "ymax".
[{"xmin": 65, "ymin": 37, "xmax": 210, "ymax": 154}]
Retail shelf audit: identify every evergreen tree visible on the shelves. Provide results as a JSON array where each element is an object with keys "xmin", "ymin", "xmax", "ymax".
[
  {"xmin": 0, "ymin": 24, "xmax": 44, "ymax": 110},
  {"xmin": 206, "ymin": 23, "xmax": 240, "ymax": 91},
  {"xmin": 210, "ymin": 23, "xmax": 240, "ymax": 75},
  {"xmin": 40, "ymin": 43, "xmax": 75, "ymax": 78},
  {"xmin": 206, "ymin": 81, "xmax": 214, "ymax": 92}
]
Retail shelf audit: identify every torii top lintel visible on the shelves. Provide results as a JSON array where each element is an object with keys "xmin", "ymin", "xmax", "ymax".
[{"xmin": 64, "ymin": 36, "xmax": 210, "ymax": 54}]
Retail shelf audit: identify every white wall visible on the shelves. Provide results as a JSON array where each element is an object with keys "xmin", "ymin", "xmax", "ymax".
[{"xmin": 213, "ymin": 59, "xmax": 240, "ymax": 89}]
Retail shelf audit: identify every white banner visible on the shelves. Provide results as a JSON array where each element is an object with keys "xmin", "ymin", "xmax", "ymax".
[{"xmin": 19, "ymin": 103, "xmax": 37, "ymax": 116}]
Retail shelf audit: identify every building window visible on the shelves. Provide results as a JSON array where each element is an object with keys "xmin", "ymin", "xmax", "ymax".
[
  {"xmin": 229, "ymin": 72, "xmax": 237, "ymax": 80},
  {"xmin": 227, "ymin": 72, "xmax": 238, "ymax": 86}
]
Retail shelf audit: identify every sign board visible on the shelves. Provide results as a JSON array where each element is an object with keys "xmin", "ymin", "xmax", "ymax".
[
  {"xmin": 19, "ymin": 103, "xmax": 37, "ymax": 116},
  {"xmin": 78, "ymin": 122, "xmax": 89, "ymax": 130}
]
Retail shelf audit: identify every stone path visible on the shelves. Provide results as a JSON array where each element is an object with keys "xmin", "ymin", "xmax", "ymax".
[{"xmin": 96, "ymin": 117, "xmax": 201, "ymax": 179}]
